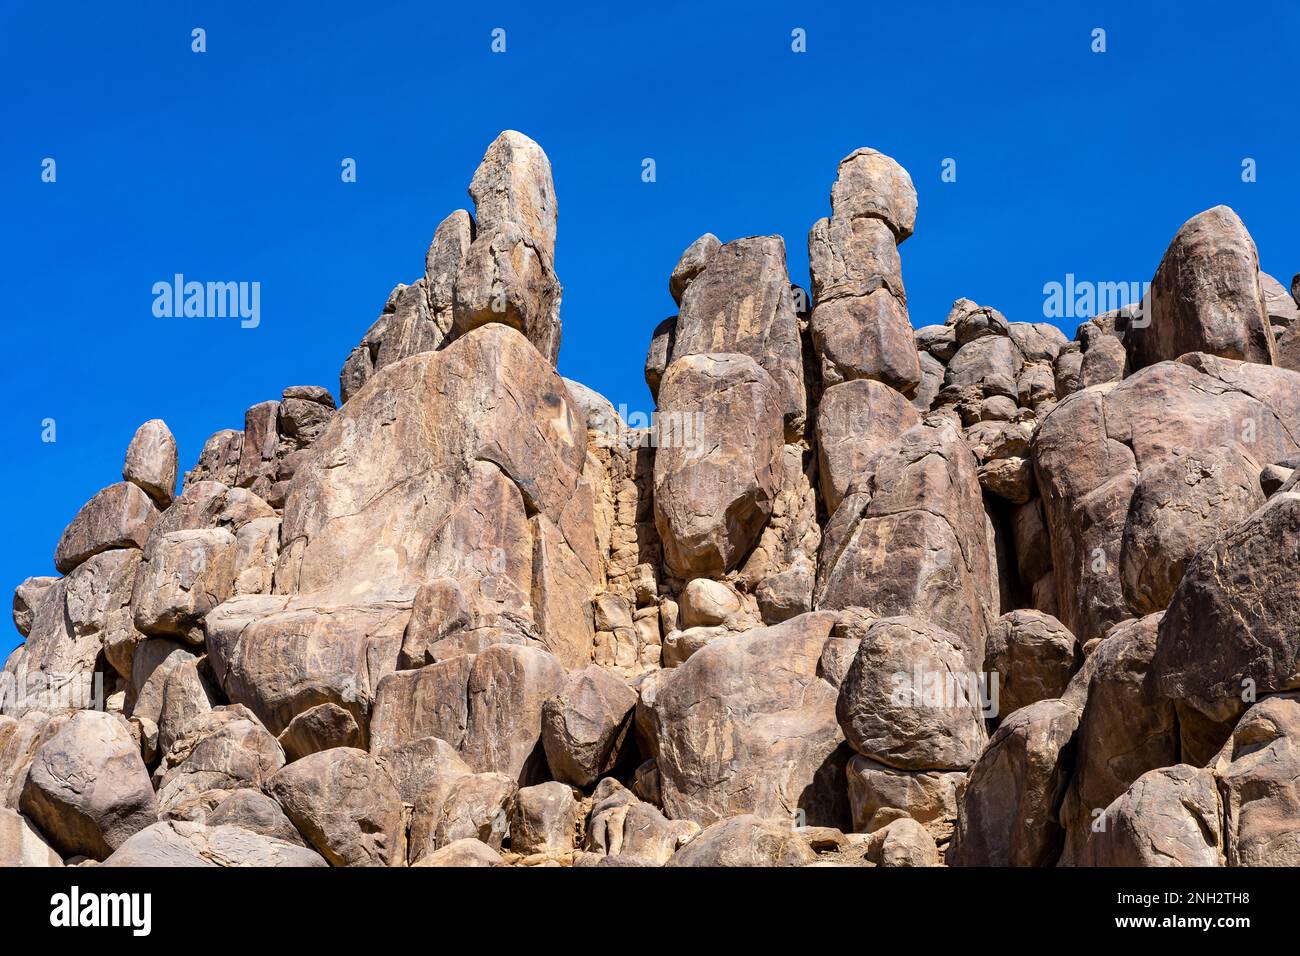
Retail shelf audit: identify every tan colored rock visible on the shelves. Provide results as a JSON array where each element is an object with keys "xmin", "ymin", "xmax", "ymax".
[
  {"xmin": 511, "ymin": 781, "xmax": 581, "ymax": 854},
  {"xmin": 829, "ymin": 147, "xmax": 917, "ymax": 241},
  {"xmin": 206, "ymin": 788, "xmax": 305, "ymax": 845},
  {"xmin": 1154, "ymin": 493, "xmax": 1300, "ymax": 735},
  {"xmin": 4, "ymin": 551, "xmax": 141, "ymax": 718},
  {"xmin": 0, "ymin": 807, "xmax": 62, "ymax": 866},
  {"xmin": 650, "ymin": 611, "xmax": 850, "ymax": 828},
  {"xmin": 155, "ymin": 707, "xmax": 284, "ymax": 820},
  {"xmin": 453, "ymin": 222, "xmax": 563, "ymax": 364},
  {"xmin": 1081, "ymin": 765, "xmax": 1223, "ymax": 867},
  {"xmin": 1212, "ymin": 694, "xmax": 1300, "ymax": 866},
  {"xmin": 1033, "ymin": 355, "xmax": 1300, "ymax": 641},
  {"xmin": 816, "ymin": 379, "xmax": 920, "ymax": 513},
  {"xmin": 369, "ymin": 656, "xmax": 474, "ymax": 754},
  {"xmin": 866, "ymin": 816, "xmax": 938, "ymax": 867},
  {"xmin": 277, "ymin": 703, "xmax": 362, "ymax": 763},
  {"xmin": 669, "ymin": 233, "xmax": 720, "ymax": 305},
  {"xmin": 184, "ymin": 429, "xmax": 242, "ymax": 490},
  {"xmin": 811, "ymin": 290, "xmax": 920, "ymax": 394},
  {"xmin": 412, "ymin": 837, "xmax": 502, "ymax": 867},
  {"xmin": 54, "ymin": 482, "xmax": 157, "ymax": 574},
  {"xmin": 677, "ymin": 578, "xmax": 744, "ymax": 629},
  {"xmin": 845, "ymin": 754, "xmax": 964, "ymax": 841},
  {"xmin": 670, "ymin": 235, "xmax": 806, "ymax": 434},
  {"xmin": 816, "ymin": 417, "xmax": 997, "ymax": 658},
  {"xmin": 123, "ymin": 419, "xmax": 178, "ymax": 508},
  {"xmin": 836, "ymin": 616, "xmax": 987, "ymax": 771},
  {"xmin": 461, "ymin": 645, "xmax": 566, "ymax": 784},
  {"xmin": 374, "ymin": 734, "xmax": 472, "ymax": 807},
  {"xmin": 667, "ymin": 814, "xmax": 815, "ymax": 867},
  {"xmin": 206, "ymin": 595, "xmax": 408, "ymax": 739},
  {"xmin": 653, "ymin": 353, "xmax": 783, "ymax": 578},
  {"xmin": 948, "ymin": 698, "xmax": 1078, "ymax": 867},
  {"xmin": 20, "ymin": 710, "xmax": 158, "ymax": 860},
  {"xmin": 643, "ymin": 315, "xmax": 677, "ymax": 401},
  {"xmin": 1120, "ymin": 443, "xmax": 1263, "ymax": 616},
  {"xmin": 985, "ymin": 610, "xmax": 1080, "ymax": 719},
  {"xmin": 425, "ymin": 771, "xmax": 516, "ymax": 854},
  {"xmin": 1127, "ymin": 206, "xmax": 1275, "ymax": 370},
  {"xmin": 132, "ymin": 529, "xmax": 237, "ymax": 644},
  {"xmin": 266, "ymin": 747, "xmax": 404, "ymax": 866},
  {"xmin": 278, "ymin": 324, "xmax": 585, "ymax": 609},
  {"xmin": 540, "ymin": 665, "xmax": 636, "ymax": 788},
  {"xmin": 102, "ymin": 820, "xmax": 325, "ymax": 867},
  {"xmin": 11, "ymin": 576, "xmax": 58, "ymax": 639},
  {"xmin": 468, "ymin": 130, "xmax": 556, "ymax": 261},
  {"xmin": 1060, "ymin": 614, "xmax": 1177, "ymax": 863}
]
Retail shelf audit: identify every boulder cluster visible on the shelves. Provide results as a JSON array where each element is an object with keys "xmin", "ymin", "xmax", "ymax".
[{"xmin": 5, "ymin": 131, "xmax": 1300, "ymax": 868}]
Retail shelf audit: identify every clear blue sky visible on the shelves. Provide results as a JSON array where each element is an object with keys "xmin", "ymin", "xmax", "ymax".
[{"xmin": 2, "ymin": 1, "xmax": 1296, "ymax": 658}]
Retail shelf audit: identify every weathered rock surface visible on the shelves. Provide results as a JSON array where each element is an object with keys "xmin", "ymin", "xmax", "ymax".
[
  {"xmin": 12, "ymin": 133, "xmax": 1300, "ymax": 871},
  {"xmin": 1154, "ymin": 494, "xmax": 1300, "ymax": 733},
  {"xmin": 266, "ymin": 748, "xmax": 404, "ymax": 866},
  {"xmin": 1080, "ymin": 765, "xmax": 1223, "ymax": 867},
  {"xmin": 1127, "ymin": 206, "xmax": 1275, "ymax": 370},
  {"xmin": 540, "ymin": 665, "xmax": 636, "ymax": 788},
  {"xmin": 102, "ymin": 820, "xmax": 326, "ymax": 867},
  {"xmin": 836, "ymin": 616, "xmax": 987, "ymax": 771},
  {"xmin": 949, "ymin": 698, "xmax": 1079, "ymax": 867},
  {"xmin": 667, "ymin": 814, "xmax": 815, "ymax": 867},
  {"xmin": 123, "ymin": 419, "xmax": 179, "ymax": 508},
  {"xmin": 653, "ymin": 353, "xmax": 783, "ymax": 578},
  {"xmin": 984, "ymin": 610, "xmax": 1079, "ymax": 719},
  {"xmin": 649, "ymin": 612, "xmax": 850, "ymax": 828},
  {"xmin": 20, "ymin": 711, "xmax": 158, "ymax": 860},
  {"xmin": 816, "ymin": 418, "xmax": 997, "ymax": 657},
  {"xmin": 54, "ymin": 482, "xmax": 157, "ymax": 574}
]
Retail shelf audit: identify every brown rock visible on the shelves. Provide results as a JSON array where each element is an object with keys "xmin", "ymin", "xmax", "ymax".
[
  {"xmin": 102, "ymin": 820, "xmax": 325, "ymax": 867},
  {"xmin": 1153, "ymin": 492, "xmax": 1300, "ymax": 733},
  {"xmin": 54, "ymin": 482, "xmax": 157, "ymax": 574},
  {"xmin": 984, "ymin": 610, "xmax": 1080, "ymax": 719},
  {"xmin": 836, "ymin": 616, "xmax": 988, "ymax": 771},
  {"xmin": 277, "ymin": 703, "xmax": 363, "ymax": 762},
  {"xmin": 1080, "ymin": 765, "xmax": 1223, "ymax": 867},
  {"xmin": 1120, "ymin": 443, "xmax": 1264, "ymax": 616},
  {"xmin": 816, "ymin": 417, "xmax": 998, "ymax": 657},
  {"xmin": 1127, "ymin": 206, "xmax": 1275, "ymax": 370},
  {"xmin": 510, "ymin": 781, "xmax": 581, "ymax": 854},
  {"xmin": 266, "ymin": 747, "xmax": 404, "ymax": 866},
  {"xmin": 666, "ymin": 814, "xmax": 815, "ymax": 867},
  {"xmin": 20, "ymin": 710, "xmax": 158, "ymax": 860},
  {"xmin": 650, "ymin": 611, "xmax": 850, "ymax": 828},
  {"xmin": 816, "ymin": 379, "xmax": 920, "ymax": 513},
  {"xmin": 540, "ymin": 665, "xmax": 636, "ymax": 788},
  {"xmin": 670, "ymin": 235, "xmax": 806, "ymax": 435},
  {"xmin": 461, "ymin": 645, "xmax": 566, "ymax": 784},
  {"xmin": 1060, "ymin": 614, "xmax": 1177, "ymax": 863},
  {"xmin": 653, "ymin": 353, "xmax": 783, "ymax": 578},
  {"xmin": 949, "ymin": 698, "xmax": 1078, "ymax": 867},
  {"xmin": 123, "ymin": 419, "xmax": 179, "ymax": 508}
]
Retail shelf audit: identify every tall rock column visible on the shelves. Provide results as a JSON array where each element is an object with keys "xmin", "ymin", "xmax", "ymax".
[
  {"xmin": 453, "ymin": 130, "xmax": 563, "ymax": 364},
  {"xmin": 808, "ymin": 147, "xmax": 921, "ymax": 394}
]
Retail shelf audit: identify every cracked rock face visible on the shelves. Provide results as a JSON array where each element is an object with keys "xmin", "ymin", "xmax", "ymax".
[{"xmin": 8, "ymin": 132, "xmax": 1300, "ymax": 869}]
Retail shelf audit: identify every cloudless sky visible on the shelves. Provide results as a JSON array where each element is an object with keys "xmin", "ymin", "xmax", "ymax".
[{"xmin": 2, "ymin": 1, "xmax": 1297, "ymax": 658}]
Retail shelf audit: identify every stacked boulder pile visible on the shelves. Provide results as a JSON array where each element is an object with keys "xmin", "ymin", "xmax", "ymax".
[{"xmin": 4, "ymin": 131, "xmax": 1300, "ymax": 868}]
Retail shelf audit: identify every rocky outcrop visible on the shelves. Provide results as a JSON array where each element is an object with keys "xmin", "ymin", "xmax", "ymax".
[{"xmin": 8, "ymin": 131, "xmax": 1300, "ymax": 871}]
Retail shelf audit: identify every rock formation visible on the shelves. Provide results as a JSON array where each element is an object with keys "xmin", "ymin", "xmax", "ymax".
[{"xmin": 5, "ymin": 129, "xmax": 1299, "ymax": 868}]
